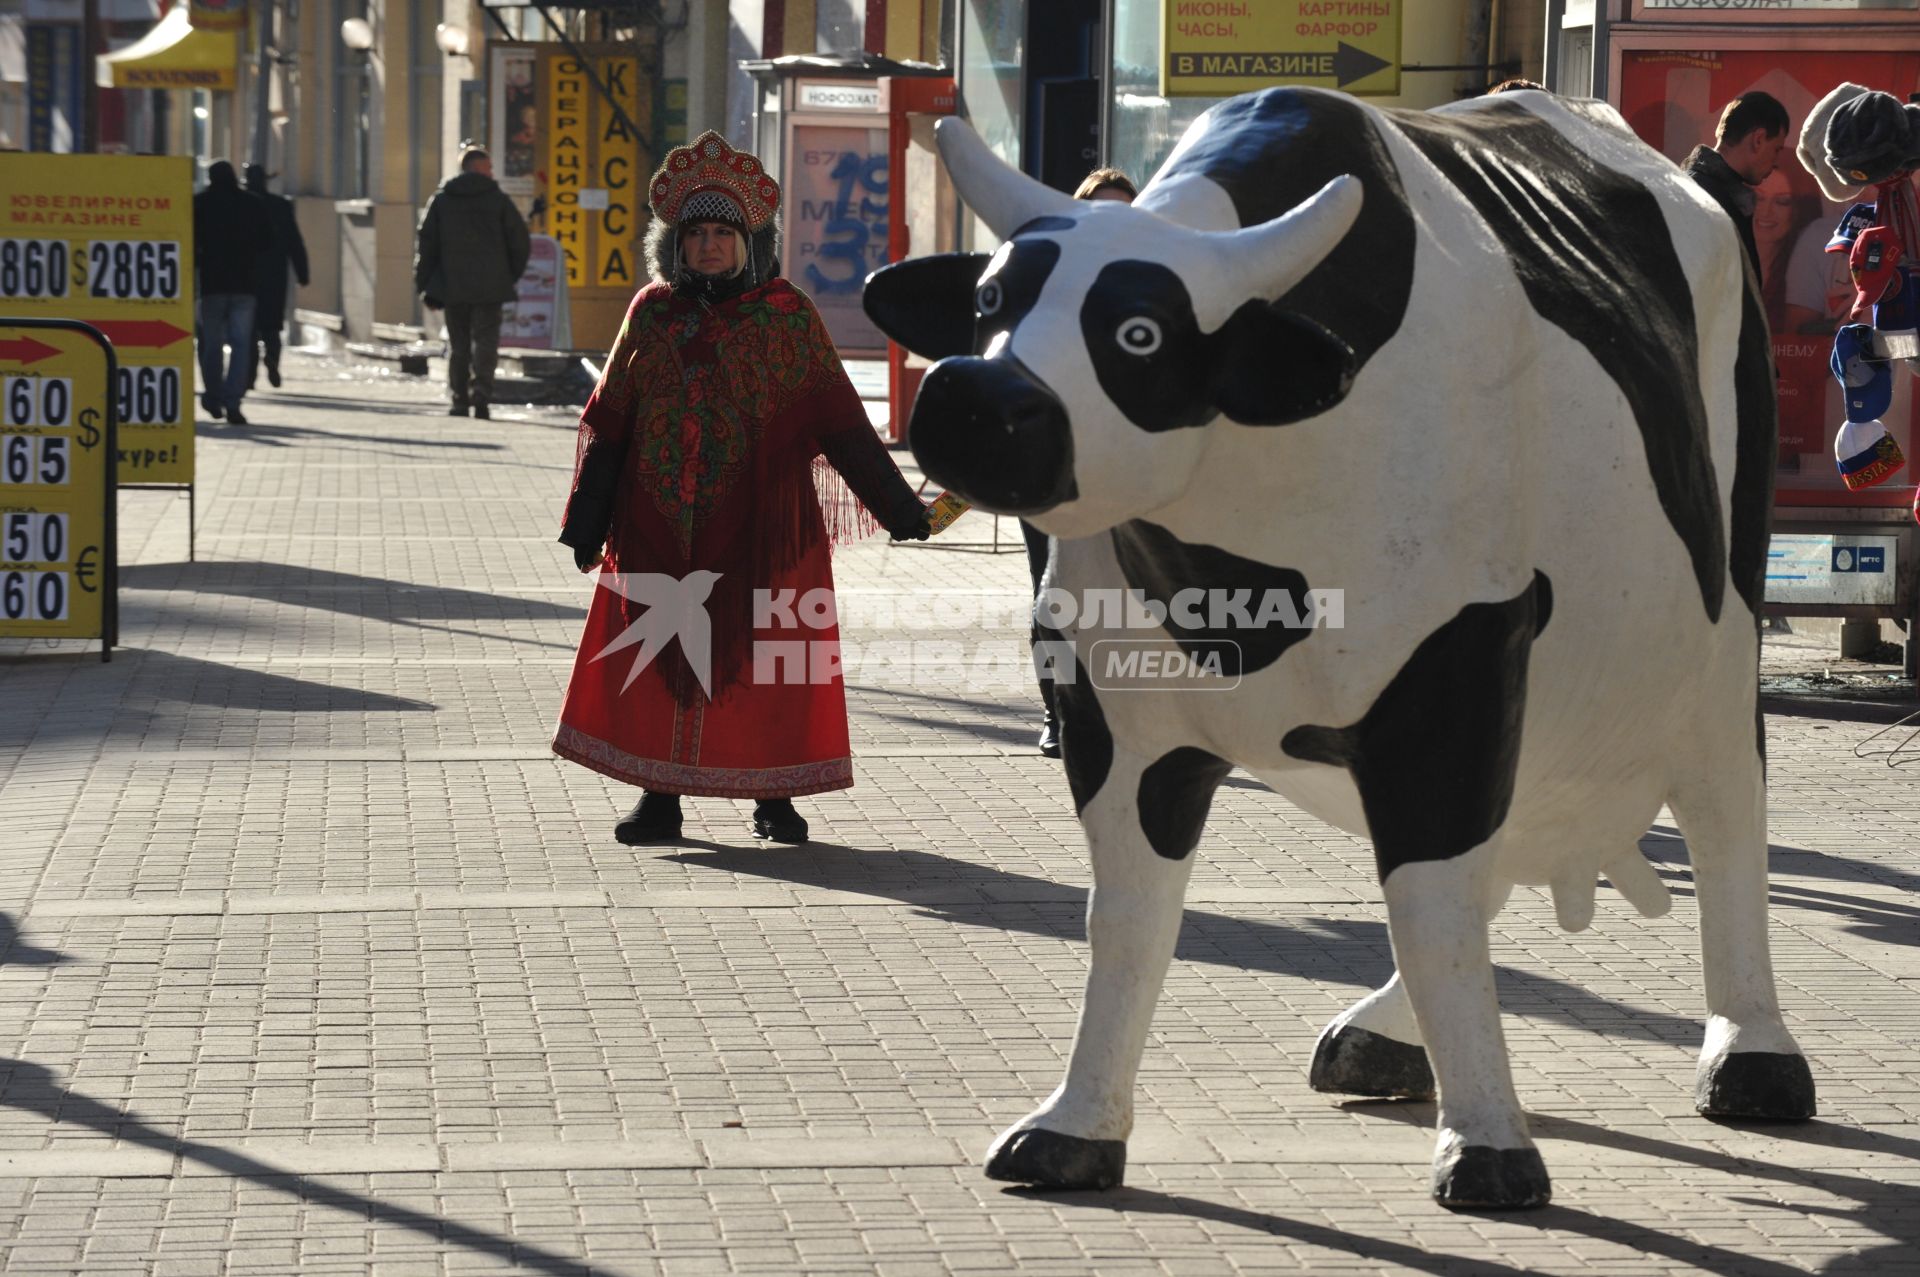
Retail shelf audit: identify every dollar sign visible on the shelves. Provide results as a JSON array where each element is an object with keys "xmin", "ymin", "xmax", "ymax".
[
  {"xmin": 71, "ymin": 241, "xmax": 86, "ymax": 292},
  {"xmin": 77, "ymin": 407, "xmax": 100, "ymax": 450}
]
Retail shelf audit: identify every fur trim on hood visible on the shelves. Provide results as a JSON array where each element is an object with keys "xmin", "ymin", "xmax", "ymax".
[{"xmin": 645, "ymin": 216, "xmax": 782, "ymax": 289}]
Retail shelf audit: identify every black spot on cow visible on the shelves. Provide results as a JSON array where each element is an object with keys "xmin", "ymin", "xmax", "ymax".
[
  {"xmin": 1111, "ymin": 520, "xmax": 1316, "ymax": 676},
  {"xmin": 976, "ymin": 239, "xmax": 1062, "ymax": 351},
  {"xmin": 1391, "ymin": 102, "xmax": 1727, "ymax": 623},
  {"xmin": 1040, "ymin": 620, "xmax": 1114, "ymax": 813},
  {"xmin": 862, "ymin": 251, "xmax": 993, "ymax": 360},
  {"xmin": 1156, "ymin": 87, "xmax": 1415, "ymax": 371},
  {"xmin": 1080, "ymin": 262, "xmax": 1356, "ymax": 432},
  {"xmin": 1015, "ymin": 216, "xmax": 1077, "ymax": 234},
  {"xmin": 1729, "ymin": 268, "xmax": 1777, "ymax": 619},
  {"xmin": 1281, "ymin": 573, "xmax": 1551, "ymax": 881},
  {"xmin": 1138, "ymin": 747, "xmax": 1234, "ymax": 860}
]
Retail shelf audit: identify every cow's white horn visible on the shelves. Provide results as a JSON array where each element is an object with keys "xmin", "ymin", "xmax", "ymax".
[
  {"xmin": 1226, "ymin": 174, "xmax": 1365, "ymax": 302},
  {"xmin": 935, "ymin": 116, "xmax": 1082, "ymax": 239}
]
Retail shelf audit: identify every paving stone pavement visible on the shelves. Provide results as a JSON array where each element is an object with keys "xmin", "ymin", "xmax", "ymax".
[{"xmin": 0, "ymin": 355, "xmax": 1917, "ymax": 1276}]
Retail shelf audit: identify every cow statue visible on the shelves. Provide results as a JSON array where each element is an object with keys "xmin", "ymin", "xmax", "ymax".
[{"xmin": 862, "ymin": 87, "xmax": 1814, "ymax": 1211}]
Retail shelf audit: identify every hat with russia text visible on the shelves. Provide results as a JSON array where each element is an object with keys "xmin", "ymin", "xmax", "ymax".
[
  {"xmin": 1825, "ymin": 202, "xmax": 1879, "ymax": 253},
  {"xmin": 1835, "ymin": 418, "xmax": 1905, "ymax": 491}
]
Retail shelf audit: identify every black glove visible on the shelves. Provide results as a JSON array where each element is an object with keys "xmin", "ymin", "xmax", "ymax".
[
  {"xmin": 890, "ymin": 510, "xmax": 932, "ymax": 542},
  {"xmin": 422, "ymin": 294, "xmax": 444, "ymax": 311},
  {"xmin": 573, "ymin": 542, "xmax": 603, "ymax": 572}
]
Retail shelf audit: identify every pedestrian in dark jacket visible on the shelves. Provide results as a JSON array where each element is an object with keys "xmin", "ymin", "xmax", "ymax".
[
  {"xmin": 1684, "ymin": 91, "xmax": 1790, "ymax": 277},
  {"xmin": 244, "ymin": 163, "xmax": 310, "ymax": 391},
  {"xmin": 193, "ymin": 160, "xmax": 271, "ymax": 423},
  {"xmin": 414, "ymin": 147, "xmax": 532, "ymax": 419}
]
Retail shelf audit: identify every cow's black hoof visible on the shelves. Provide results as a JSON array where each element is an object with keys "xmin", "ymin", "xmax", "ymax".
[
  {"xmin": 1697, "ymin": 1051, "xmax": 1816, "ymax": 1120},
  {"xmin": 1432, "ymin": 1145, "xmax": 1551, "ymax": 1211},
  {"xmin": 985, "ymin": 1127, "xmax": 1125, "ymax": 1191},
  {"xmin": 1309, "ymin": 1024, "xmax": 1435, "ymax": 1099}
]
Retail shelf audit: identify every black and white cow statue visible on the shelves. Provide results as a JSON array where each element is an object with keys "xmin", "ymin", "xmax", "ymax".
[{"xmin": 862, "ymin": 87, "xmax": 1814, "ymax": 1210}]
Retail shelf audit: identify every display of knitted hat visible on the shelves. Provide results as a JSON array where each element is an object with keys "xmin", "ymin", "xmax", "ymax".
[
  {"xmin": 1825, "ymin": 90, "xmax": 1920, "ymax": 189},
  {"xmin": 1831, "ymin": 324, "xmax": 1904, "ymax": 491}
]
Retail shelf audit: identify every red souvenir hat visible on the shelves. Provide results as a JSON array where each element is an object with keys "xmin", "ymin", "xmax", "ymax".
[
  {"xmin": 648, "ymin": 131, "xmax": 781, "ymax": 231},
  {"xmin": 1849, "ymin": 226, "xmax": 1904, "ymax": 320}
]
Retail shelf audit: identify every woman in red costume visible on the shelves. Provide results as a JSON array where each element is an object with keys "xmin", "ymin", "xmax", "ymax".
[{"xmin": 554, "ymin": 132, "xmax": 929, "ymax": 846}]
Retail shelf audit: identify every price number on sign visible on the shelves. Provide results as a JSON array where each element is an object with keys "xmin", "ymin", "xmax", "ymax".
[
  {"xmin": 115, "ymin": 366, "xmax": 181, "ymax": 424},
  {"xmin": 2, "ymin": 512, "xmax": 67, "ymax": 564},
  {"xmin": 3, "ymin": 376, "xmax": 73, "ymax": 427},
  {"xmin": 0, "ymin": 239, "xmax": 71, "ymax": 299},
  {"xmin": 1, "ymin": 435, "xmax": 69, "ymax": 486},
  {"xmin": 0, "ymin": 569, "xmax": 66, "ymax": 621},
  {"xmin": 87, "ymin": 240, "xmax": 181, "ymax": 301}
]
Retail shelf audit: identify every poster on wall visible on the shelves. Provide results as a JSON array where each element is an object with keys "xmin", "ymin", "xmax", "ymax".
[
  {"xmin": 489, "ymin": 45, "xmax": 539, "ymax": 198},
  {"xmin": 1619, "ymin": 46, "xmax": 1920, "ymax": 511},
  {"xmin": 787, "ymin": 123, "xmax": 889, "ymax": 353}
]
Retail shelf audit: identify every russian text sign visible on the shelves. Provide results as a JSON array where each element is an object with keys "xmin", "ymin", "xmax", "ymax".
[
  {"xmin": 1163, "ymin": 1, "xmax": 1401, "ymax": 98},
  {"xmin": 0, "ymin": 319, "xmax": 115, "ymax": 648},
  {"xmin": 0, "ymin": 155, "xmax": 195, "ymax": 486}
]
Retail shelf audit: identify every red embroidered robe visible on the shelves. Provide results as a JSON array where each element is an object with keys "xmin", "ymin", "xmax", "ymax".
[{"xmin": 553, "ymin": 278, "xmax": 919, "ymax": 798}]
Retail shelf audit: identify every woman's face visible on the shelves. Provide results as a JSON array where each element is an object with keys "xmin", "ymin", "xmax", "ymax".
[
  {"xmin": 683, "ymin": 221, "xmax": 741, "ymax": 276},
  {"xmin": 1752, "ymin": 169, "xmax": 1795, "ymax": 257}
]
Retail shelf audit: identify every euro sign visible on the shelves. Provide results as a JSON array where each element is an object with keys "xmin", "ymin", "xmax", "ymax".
[
  {"xmin": 75, "ymin": 545, "xmax": 98, "ymax": 593},
  {"xmin": 77, "ymin": 407, "xmax": 101, "ymax": 450}
]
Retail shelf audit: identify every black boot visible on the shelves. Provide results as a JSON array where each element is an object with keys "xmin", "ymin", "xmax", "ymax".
[
  {"xmin": 1036, "ymin": 677, "xmax": 1062, "ymax": 758},
  {"xmin": 614, "ymin": 791, "xmax": 683, "ymax": 845},
  {"xmin": 751, "ymin": 799, "xmax": 809, "ymax": 844}
]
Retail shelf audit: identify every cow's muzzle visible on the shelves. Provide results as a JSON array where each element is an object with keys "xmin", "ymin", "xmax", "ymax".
[{"xmin": 908, "ymin": 356, "xmax": 1076, "ymax": 515}]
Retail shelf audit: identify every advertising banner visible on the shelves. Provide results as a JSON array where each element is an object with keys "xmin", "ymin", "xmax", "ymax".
[
  {"xmin": 1162, "ymin": 1, "xmax": 1400, "ymax": 98},
  {"xmin": 545, "ymin": 51, "xmax": 643, "ymax": 295},
  {"xmin": 788, "ymin": 122, "xmax": 890, "ymax": 354},
  {"xmin": 0, "ymin": 319, "xmax": 116, "ymax": 653},
  {"xmin": 0, "ymin": 155, "xmax": 196, "ymax": 487},
  {"xmin": 1619, "ymin": 46, "xmax": 1920, "ymax": 511},
  {"xmin": 501, "ymin": 235, "xmax": 569, "ymax": 350}
]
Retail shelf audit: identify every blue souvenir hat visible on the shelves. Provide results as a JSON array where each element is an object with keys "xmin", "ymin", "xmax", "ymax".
[
  {"xmin": 1831, "ymin": 323, "xmax": 1894, "ymax": 423},
  {"xmin": 1826, "ymin": 202, "xmax": 1880, "ymax": 253}
]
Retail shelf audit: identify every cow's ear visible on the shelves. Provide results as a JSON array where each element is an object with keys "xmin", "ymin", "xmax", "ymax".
[
  {"xmin": 1211, "ymin": 302, "xmax": 1357, "ymax": 426},
  {"xmin": 863, "ymin": 253, "xmax": 993, "ymax": 360}
]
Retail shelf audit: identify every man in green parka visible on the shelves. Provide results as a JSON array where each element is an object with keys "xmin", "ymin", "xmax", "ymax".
[{"xmin": 414, "ymin": 147, "xmax": 532, "ymax": 420}]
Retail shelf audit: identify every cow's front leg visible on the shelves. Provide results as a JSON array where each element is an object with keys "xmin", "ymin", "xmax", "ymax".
[
  {"xmin": 1671, "ymin": 759, "xmax": 1815, "ymax": 1120},
  {"xmin": 1383, "ymin": 850, "xmax": 1547, "ymax": 1209},
  {"xmin": 985, "ymin": 735, "xmax": 1227, "ymax": 1191}
]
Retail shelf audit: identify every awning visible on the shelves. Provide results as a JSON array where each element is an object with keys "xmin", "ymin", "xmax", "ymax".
[{"xmin": 96, "ymin": 6, "xmax": 237, "ymax": 91}]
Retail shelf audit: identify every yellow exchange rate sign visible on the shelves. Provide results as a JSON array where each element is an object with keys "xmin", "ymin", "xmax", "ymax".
[
  {"xmin": 0, "ymin": 319, "xmax": 117, "ymax": 657},
  {"xmin": 0, "ymin": 155, "xmax": 195, "ymax": 487}
]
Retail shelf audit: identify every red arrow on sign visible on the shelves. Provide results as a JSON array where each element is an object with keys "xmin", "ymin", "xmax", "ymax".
[
  {"xmin": 93, "ymin": 319, "xmax": 191, "ymax": 349},
  {"xmin": 0, "ymin": 335, "xmax": 61, "ymax": 365}
]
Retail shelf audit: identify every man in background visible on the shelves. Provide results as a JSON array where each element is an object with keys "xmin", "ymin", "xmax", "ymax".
[
  {"xmin": 192, "ymin": 161, "xmax": 270, "ymax": 425},
  {"xmin": 414, "ymin": 146, "xmax": 531, "ymax": 420},
  {"xmin": 244, "ymin": 164, "xmax": 310, "ymax": 391},
  {"xmin": 1685, "ymin": 91, "xmax": 1791, "ymax": 275}
]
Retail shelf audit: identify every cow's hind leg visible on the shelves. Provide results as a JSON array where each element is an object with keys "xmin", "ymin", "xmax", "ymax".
[
  {"xmin": 1310, "ymin": 971, "xmax": 1435, "ymax": 1099},
  {"xmin": 985, "ymin": 741, "xmax": 1224, "ymax": 1191},
  {"xmin": 1670, "ymin": 752, "xmax": 1816, "ymax": 1120}
]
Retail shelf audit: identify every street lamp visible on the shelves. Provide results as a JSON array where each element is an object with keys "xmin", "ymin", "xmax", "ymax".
[
  {"xmin": 434, "ymin": 23, "xmax": 469, "ymax": 57},
  {"xmin": 340, "ymin": 17, "xmax": 374, "ymax": 50}
]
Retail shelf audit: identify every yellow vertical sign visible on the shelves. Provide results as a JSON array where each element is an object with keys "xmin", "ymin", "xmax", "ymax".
[
  {"xmin": 595, "ymin": 56, "xmax": 642, "ymax": 291},
  {"xmin": 0, "ymin": 155, "xmax": 195, "ymax": 486},
  {"xmin": 0, "ymin": 320, "xmax": 114, "ymax": 650},
  {"xmin": 547, "ymin": 57, "xmax": 592, "ymax": 289}
]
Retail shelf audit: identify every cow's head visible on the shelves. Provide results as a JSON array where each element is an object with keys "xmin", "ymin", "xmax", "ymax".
[{"xmin": 864, "ymin": 117, "xmax": 1362, "ymax": 538}]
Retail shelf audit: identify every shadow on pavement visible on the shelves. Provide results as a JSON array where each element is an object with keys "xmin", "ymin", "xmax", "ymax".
[
  {"xmin": 1643, "ymin": 826, "xmax": 1920, "ymax": 948},
  {"xmin": 0, "ymin": 1059, "xmax": 605, "ymax": 1276},
  {"xmin": 1349, "ymin": 1103, "xmax": 1914, "ymax": 1275},
  {"xmin": 207, "ymin": 392, "xmax": 511, "ymax": 439},
  {"xmin": 668, "ymin": 842, "xmax": 1707, "ymax": 1044},
  {"xmin": 122, "ymin": 562, "xmax": 585, "ymax": 646},
  {"xmin": 0, "ymin": 921, "xmax": 602, "ymax": 1272}
]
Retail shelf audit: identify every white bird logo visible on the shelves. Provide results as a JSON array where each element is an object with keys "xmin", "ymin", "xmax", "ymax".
[{"xmin": 589, "ymin": 569, "xmax": 722, "ymax": 696}]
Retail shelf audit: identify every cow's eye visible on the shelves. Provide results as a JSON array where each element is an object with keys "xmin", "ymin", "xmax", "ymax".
[
  {"xmin": 1116, "ymin": 317, "xmax": 1163, "ymax": 356},
  {"xmin": 976, "ymin": 280, "xmax": 1004, "ymax": 315}
]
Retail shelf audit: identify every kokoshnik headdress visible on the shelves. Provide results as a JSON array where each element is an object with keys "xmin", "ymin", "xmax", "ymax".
[{"xmin": 648, "ymin": 131, "xmax": 781, "ymax": 230}]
